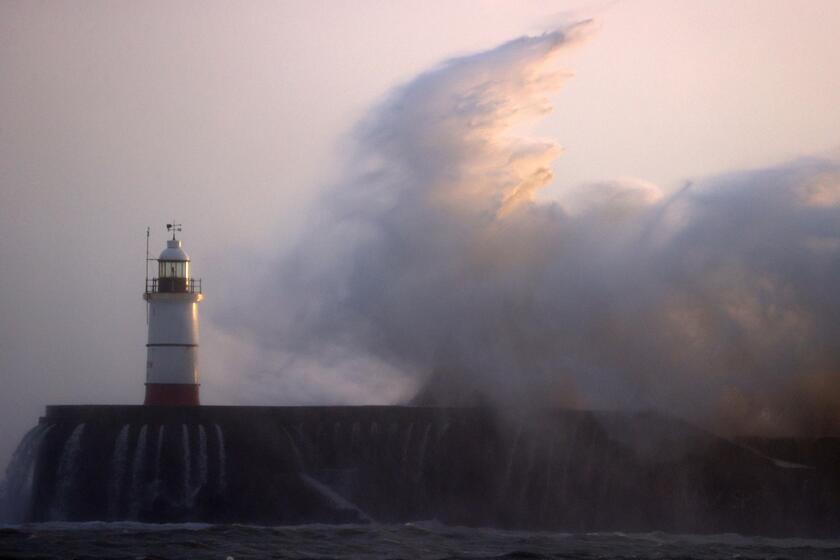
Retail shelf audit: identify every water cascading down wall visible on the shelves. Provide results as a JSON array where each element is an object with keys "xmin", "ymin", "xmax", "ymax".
[{"xmin": 3, "ymin": 405, "xmax": 840, "ymax": 536}]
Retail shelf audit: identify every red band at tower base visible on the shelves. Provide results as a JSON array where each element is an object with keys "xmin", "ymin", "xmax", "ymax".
[{"xmin": 144, "ymin": 383, "xmax": 200, "ymax": 406}]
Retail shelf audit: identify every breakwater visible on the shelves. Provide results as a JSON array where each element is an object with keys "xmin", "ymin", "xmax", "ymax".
[{"xmin": 2, "ymin": 405, "xmax": 839, "ymax": 536}]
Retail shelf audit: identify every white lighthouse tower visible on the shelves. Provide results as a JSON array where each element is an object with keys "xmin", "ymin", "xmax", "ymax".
[{"xmin": 143, "ymin": 224, "xmax": 203, "ymax": 405}]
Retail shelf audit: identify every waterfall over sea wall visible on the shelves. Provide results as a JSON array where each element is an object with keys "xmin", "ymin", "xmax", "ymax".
[
  {"xmin": 0, "ymin": 424, "xmax": 53, "ymax": 523},
  {"xmin": 108, "ymin": 425, "xmax": 130, "ymax": 519},
  {"xmin": 9, "ymin": 405, "xmax": 840, "ymax": 535},
  {"xmin": 180, "ymin": 425, "xmax": 191, "ymax": 507},
  {"xmin": 128, "ymin": 425, "xmax": 148, "ymax": 518},
  {"xmin": 50, "ymin": 423, "xmax": 86, "ymax": 520},
  {"xmin": 214, "ymin": 424, "xmax": 226, "ymax": 493}
]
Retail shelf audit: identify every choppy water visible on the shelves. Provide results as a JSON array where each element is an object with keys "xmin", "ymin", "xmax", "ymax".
[{"xmin": 1, "ymin": 522, "xmax": 840, "ymax": 560}]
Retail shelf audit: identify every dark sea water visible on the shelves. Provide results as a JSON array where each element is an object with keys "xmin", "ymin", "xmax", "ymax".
[{"xmin": 2, "ymin": 522, "xmax": 840, "ymax": 560}]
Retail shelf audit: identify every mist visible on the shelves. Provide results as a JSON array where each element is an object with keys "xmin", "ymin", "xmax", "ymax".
[{"xmin": 220, "ymin": 25, "xmax": 840, "ymax": 437}]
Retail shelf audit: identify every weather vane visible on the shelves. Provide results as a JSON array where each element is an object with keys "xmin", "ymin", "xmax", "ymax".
[{"xmin": 166, "ymin": 221, "xmax": 182, "ymax": 240}]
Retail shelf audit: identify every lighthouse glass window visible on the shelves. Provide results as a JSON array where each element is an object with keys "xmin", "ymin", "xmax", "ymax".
[{"xmin": 159, "ymin": 260, "xmax": 189, "ymax": 279}]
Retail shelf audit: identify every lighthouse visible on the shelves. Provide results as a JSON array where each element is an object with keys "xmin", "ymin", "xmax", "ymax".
[{"xmin": 143, "ymin": 224, "xmax": 203, "ymax": 405}]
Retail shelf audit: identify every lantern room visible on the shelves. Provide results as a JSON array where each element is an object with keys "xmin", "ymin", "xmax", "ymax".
[
  {"xmin": 146, "ymin": 235, "xmax": 201, "ymax": 295},
  {"xmin": 157, "ymin": 239, "xmax": 191, "ymax": 292}
]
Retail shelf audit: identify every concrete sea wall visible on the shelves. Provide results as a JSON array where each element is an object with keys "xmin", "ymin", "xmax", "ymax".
[{"xmin": 2, "ymin": 405, "xmax": 839, "ymax": 536}]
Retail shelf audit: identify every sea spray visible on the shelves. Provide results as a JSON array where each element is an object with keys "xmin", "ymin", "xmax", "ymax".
[
  {"xmin": 52, "ymin": 423, "xmax": 86, "ymax": 520},
  {"xmin": 181, "ymin": 424, "xmax": 191, "ymax": 506},
  {"xmin": 108, "ymin": 424, "xmax": 130, "ymax": 519},
  {"xmin": 214, "ymin": 424, "xmax": 226, "ymax": 493},
  {"xmin": 153, "ymin": 425, "xmax": 165, "ymax": 500},
  {"xmin": 128, "ymin": 425, "xmax": 148, "ymax": 518},
  {"xmin": 20, "ymin": 425, "xmax": 54, "ymax": 520},
  {"xmin": 190, "ymin": 424, "xmax": 208, "ymax": 504},
  {"xmin": 198, "ymin": 425, "xmax": 208, "ymax": 489},
  {"xmin": 0, "ymin": 424, "xmax": 52, "ymax": 523},
  {"xmin": 299, "ymin": 473, "xmax": 373, "ymax": 523},
  {"xmin": 220, "ymin": 24, "xmax": 840, "ymax": 437},
  {"xmin": 0, "ymin": 425, "xmax": 39, "ymax": 521}
]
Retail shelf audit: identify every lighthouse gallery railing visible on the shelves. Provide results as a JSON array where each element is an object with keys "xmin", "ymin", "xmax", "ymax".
[{"xmin": 145, "ymin": 278, "xmax": 202, "ymax": 294}]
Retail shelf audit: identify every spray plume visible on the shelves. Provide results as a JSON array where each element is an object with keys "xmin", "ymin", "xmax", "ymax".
[{"xmin": 222, "ymin": 25, "xmax": 840, "ymax": 436}]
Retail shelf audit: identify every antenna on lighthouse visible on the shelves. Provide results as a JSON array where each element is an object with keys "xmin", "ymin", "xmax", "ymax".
[{"xmin": 145, "ymin": 226, "xmax": 151, "ymax": 324}]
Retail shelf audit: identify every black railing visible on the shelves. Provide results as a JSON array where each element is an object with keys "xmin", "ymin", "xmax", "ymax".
[{"xmin": 145, "ymin": 278, "xmax": 202, "ymax": 294}]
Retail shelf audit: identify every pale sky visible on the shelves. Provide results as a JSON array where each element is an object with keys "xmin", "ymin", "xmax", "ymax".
[{"xmin": 2, "ymin": 0, "xmax": 839, "ymax": 467}]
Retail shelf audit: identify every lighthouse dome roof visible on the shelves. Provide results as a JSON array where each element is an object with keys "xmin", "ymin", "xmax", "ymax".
[{"xmin": 159, "ymin": 239, "xmax": 190, "ymax": 261}]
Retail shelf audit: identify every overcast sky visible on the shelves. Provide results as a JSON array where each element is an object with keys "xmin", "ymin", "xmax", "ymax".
[{"xmin": 2, "ymin": 0, "xmax": 840, "ymax": 468}]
